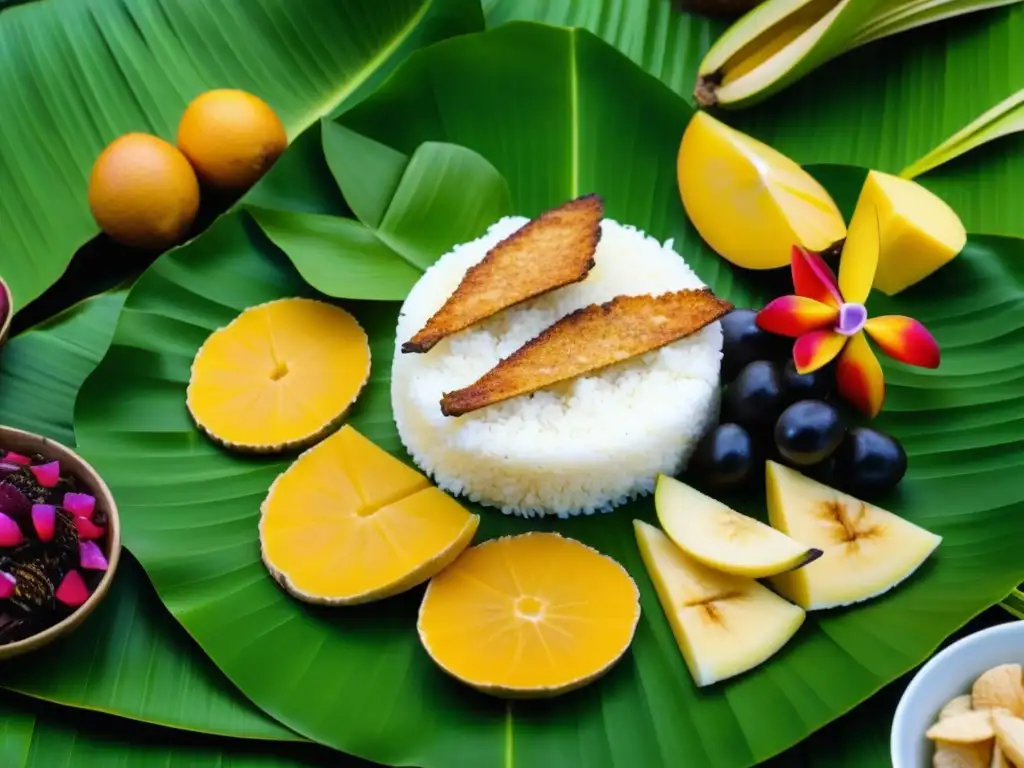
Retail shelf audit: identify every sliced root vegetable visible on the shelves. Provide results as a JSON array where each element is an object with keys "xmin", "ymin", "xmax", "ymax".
[
  {"xmin": 973, "ymin": 664, "xmax": 1024, "ymax": 717},
  {"xmin": 0, "ymin": 512, "xmax": 24, "ymax": 547}
]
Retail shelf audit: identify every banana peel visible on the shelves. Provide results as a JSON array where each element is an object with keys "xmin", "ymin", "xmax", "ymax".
[{"xmin": 695, "ymin": 0, "xmax": 1022, "ymax": 109}]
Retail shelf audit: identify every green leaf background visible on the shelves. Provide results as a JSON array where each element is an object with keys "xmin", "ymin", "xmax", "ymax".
[{"xmin": 1, "ymin": 0, "xmax": 1022, "ymax": 765}]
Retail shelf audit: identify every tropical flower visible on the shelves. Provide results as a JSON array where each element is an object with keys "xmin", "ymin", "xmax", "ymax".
[{"xmin": 755, "ymin": 208, "xmax": 940, "ymax": 418}]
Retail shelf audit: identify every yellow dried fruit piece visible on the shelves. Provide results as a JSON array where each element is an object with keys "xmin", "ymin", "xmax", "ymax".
[
  {"xmin": 676, "ymin": 111, "xmax": 846, "ymax": 271},
  {"xmin": 974, "ymin": 665, "xmax": 1024, "ymax": 717},
  {"xmin": 932, "ymin": 740, "xmax": 993, "ymax": 768},
  {"xmin": 991, "ymin": 744, "xmax": 1011, "ymax": 768},
  {"xmin": 928, "ymin": 711, "xmax": 997, "ymax": 744},
  {"xmin": 187, "ymin": 298, "xmax": 370, "ymax": 452},
  {"xmin": 417, "ymin": 532, "xmax": 640, "ymax": 698},
  {"xmin": 260, "ymin": 425, "xmax": 479, "ymax": 605},
  {"xmin": 942, "ymin": 695, "xmax": 977, "ymax": 720},
  {"xmin": 856, "ymin": 170, "xmax": 967, "ymax": 296},
  {"xmin": 993, "ymin": 712, "xmax": 1024, "ymax": 766}
]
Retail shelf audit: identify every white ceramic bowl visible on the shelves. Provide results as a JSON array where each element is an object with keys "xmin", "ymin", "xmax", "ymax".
[{"xmin": 891, "ymin": 621, "xmax": 1024, "ymax": 768}]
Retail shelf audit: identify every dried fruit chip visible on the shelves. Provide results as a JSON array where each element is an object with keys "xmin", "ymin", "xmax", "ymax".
[
  {"xmin": 990, "ymin": 744, "xmax": 1010, "ymax": 768},
  {"xmin": 928, "ymin": 711, "xmax": 997, "ymax": 744},
  {"xmin": 932, "ymin": 740, "xmax": 993, "ymax": 768},
  {"xmin": 974, "ymin": 665, "xmax": 1024, "ymax": 718},
  {"xmin": 993, "ymin": 712, "xmax": 1024, "ymax": 765},
  {"xmin": 942, "ymin": 695, "xmax": 976, "ymax": 720}
]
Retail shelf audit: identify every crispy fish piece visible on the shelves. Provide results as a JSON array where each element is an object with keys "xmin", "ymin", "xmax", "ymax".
[
  {"xmin": 401, "ymin": 194, "xmax": 603, "ymax": 353},
  {"xmin": 440, "ymin": 288, "xmax": 733, "ymax": 417}
]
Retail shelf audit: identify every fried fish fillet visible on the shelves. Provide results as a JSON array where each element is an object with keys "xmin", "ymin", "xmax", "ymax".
[
  {"xmin": 440, "ymin": 288, "xmax": 733, "ymax": 417},
  {"xmin": 401, "ymin": 194, "xmax": 603, "ymax": 353}
]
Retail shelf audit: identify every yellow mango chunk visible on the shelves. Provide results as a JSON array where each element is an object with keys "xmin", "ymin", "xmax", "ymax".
[
  {"xmin": 855, "ymin": 170, "xmax": 967, "ymax": 295},
  {"xmin": 677, "ymin": 111, "xmax": 846, "ymax": 270},
  {"xmin": 260, "ymin": 426, "xmax": 479, "ymax": 605}
]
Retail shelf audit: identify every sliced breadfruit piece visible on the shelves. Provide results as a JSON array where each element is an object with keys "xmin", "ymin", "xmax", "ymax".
[
  {"xmin": 654, "ymin": 473, "xmax": 820, "ymax": 578},
  {"xmin": 677, "ymin": 111, "xmax": 846, "ymax": 270},
  {"xmin": 852, "ymin": 170, "xmax": 966, "ymax": 296},
  {"xmin": 403, "ymin": 194, "xmax": 603, "ymax": 353},
  {"xmin": 765, "ymin": 460, "xmax": 942, "ymax": 610},
  {"xmin": 259, "ymin": 425, "xmax": 479, "ymax": 605},
  {"xmin": 633, "ymin": 519, "xmax": 805, "ymax": 687},
  {"xmin": 187, "ymin": 297, "xmax": 370, "ymax": 452},
  {"xmin": 417, "ymin": 532, "xmax": 640, "ymax": 698}
]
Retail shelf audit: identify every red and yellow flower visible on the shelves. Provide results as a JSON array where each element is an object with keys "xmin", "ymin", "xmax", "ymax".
[{"xmin": 755, "ymin": 207, "xmax": 940, "ymax": 418}]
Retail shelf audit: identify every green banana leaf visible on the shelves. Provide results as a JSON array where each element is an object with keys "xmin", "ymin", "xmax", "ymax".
[
  {"xmin": 482, "ymin": 0, "xmax": 1024, "ymax": 237},
  {"xmin": 73, "ymin": 24, "xmax": 1024, "ymax": 768},
  {"xmin": 482, "ymin": 0, "xmax": 723, "ymax": 97},
  {"xmin": 0, "ymin": 692, "xmax": 329, "ymax": 767},
  {"xmin": 0, "ymin": 0, "xmax": 481, "ymax": 312},
  {"xmin": 900, "ymin": 88, "xmax": 1024, "ymax": 179},
  {"xmin": 0, "ymin": 294, "xmax": 296, "ymax": 741},
  {"xmin": 248, "ymin": 133, "xmax": 513, "ymax": 301}
]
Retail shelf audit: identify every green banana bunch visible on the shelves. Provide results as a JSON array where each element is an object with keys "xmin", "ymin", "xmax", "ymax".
[{"xmin": 695, "ymin": 0, "xmax": 1024, "ymax": 109}]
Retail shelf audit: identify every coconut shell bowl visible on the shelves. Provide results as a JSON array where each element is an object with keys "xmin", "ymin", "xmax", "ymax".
[
  {"xmin": 0, "ymin": 425, "xmax": 121, "ymax": 661},
  {"xmin": 0, "ymin": 277, "xmax": 12, "ymax": 349}
]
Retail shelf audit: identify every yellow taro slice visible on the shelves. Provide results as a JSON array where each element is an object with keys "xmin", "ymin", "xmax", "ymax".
[
  {"xmin": 259, "ymin": 426, "xmax": 479, "ymax": 605},
  {"xmin": 187, "ymin": 297, "xmax": 370, "ymax": 451},
  {"xmin": 417, "ymin": 532, "xmax": 641, "ymax": 698}
]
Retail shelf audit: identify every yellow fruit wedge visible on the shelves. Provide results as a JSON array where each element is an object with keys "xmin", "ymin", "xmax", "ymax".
[
  {"xmin": 852, "ymin": 170, "xmax": 967, "ymax": 295},
  {"xmin": 187, "ymin": 298, "xmax": 370, "ymax": 452},
  {"xmin": 417, "ymin": 532, "xmax": 640, "ymax": 698},
  {"xmin": 765, "ymin": 461, "xmax": 942, "ymax": 610},
  {"xmin": 677, "ymin": 111, "xmax": 846, "ymax": 270},
  {"xmin": 633, "ymin": 520, "xmax": 805, "ymax": 687},
  {"xmin": 994, "ymin": 711, "xmax": 1024, "ymax": 766},
  {"xmin": 655, "ymin": 474, "xmax": 821, "ymax": 578},
  {"xmin": 259, "ymin": 425, "xmax": 479, "ymax": 605}
]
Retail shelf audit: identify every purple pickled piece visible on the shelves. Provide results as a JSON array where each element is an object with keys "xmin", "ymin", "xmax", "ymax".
[
  {"xmin": 0, "ymin": 483, "xmax": 30, "ymax": 519},
  {"xmin": 0, "ymin": 463, "xmax": 21, "ymax": 478},
  {"xmin": 0, "ymin": 512, "xmax": 23, "ymax": 547},
  {"xmin": 79, "ymin": 541, "xmax": 108, "ymax": 571},
  {"xmin": 56, "ymin": 570, "xmax": 89, "ymax": 608},
  {"xmin": 0, "ymin": 571, "xmax": 15, "ymax": 599},
  {"xmin": 2, "ymin": 453, "xmax": 31, "ymax": 467},
  {"xmin": 29, "ymin": 460, "xmax": 60, "ymax": 488},
  {"xmin": 73, "ymin": 515, "xmax": 104, "ymax": 541},
  {"xmin": 62, "ymin": 492, "xmax": 96, "ymax": 520},
  {"xmin": 32, "ymin": 504, "xmax": 56, "ymax": 542}
]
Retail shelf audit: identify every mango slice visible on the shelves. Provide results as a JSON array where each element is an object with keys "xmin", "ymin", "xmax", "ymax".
[
  {"xmin": 677, "ymin": 111, "xmax": 846, "ymax": 270},
  {"xmin": 260, "ymin": 426, "xmax": 479, "ymax": 605},
  {"xmin": 854, "ymin": 170, "xmax": 966, "ymax": 295}
]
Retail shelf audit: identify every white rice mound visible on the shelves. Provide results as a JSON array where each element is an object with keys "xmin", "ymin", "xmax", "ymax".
[{"xmin": 391, "ymin": 216, "xmax": 723, "ymax": 518}]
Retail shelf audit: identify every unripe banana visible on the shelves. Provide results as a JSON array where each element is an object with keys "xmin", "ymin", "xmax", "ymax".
[{"xmin": 695, "ymin": 0, "xmax": 1022, "ymax": 109}]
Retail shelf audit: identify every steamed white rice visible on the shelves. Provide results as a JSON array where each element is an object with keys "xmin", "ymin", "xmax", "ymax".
[{"xmin": 390, "ymin": 216, "xmax": 723, "ymax": 518}]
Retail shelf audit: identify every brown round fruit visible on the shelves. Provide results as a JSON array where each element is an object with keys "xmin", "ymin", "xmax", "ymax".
[
  {"xmin": 87, "ymin": 133, "xmax": 200, "ymax": 249},
  {"xmin": 176, "ymin": 89, "xmax": 287, "ymax": 190}
]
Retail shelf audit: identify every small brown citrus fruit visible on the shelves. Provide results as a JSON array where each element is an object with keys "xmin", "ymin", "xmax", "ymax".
[
  {"xmin": 176, "ymin": 89, "xmax": 288, "ymax": 190},
  {"xmin": 88, "ymin": 132, "xmax": 200, "ymax": 249}
]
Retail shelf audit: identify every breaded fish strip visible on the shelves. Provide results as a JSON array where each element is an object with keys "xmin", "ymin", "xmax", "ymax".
[
  {"xmin": 440, "ymin": 288, "xmax": 733, "ymax": 417},
  {"xmin": 401, "ymin": 194, "xmax": 603, "ymax": 353}
]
